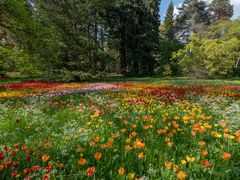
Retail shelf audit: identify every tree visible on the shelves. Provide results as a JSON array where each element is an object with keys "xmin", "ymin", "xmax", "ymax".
[
  {"xmin": 36, "ymin": 0, "xmax": 109, "ymax": 72},
  {"xmin": 175, "ymin": 0, "xmax": 210, "ymax": 42},
  {"xmin": 209, "ymin": 0, "xmax": 233, "ymax": 22},
  {"xmin": 155, "ymin": 1, "xmax": 183, "ymax": 76},
  {"xmin": 107, "ymin": 0, "xmax": 160, "ymax": 76},
  {"xmin": 173, "ymin": 20, "xmax": 240, "ymax": 77},
  {"xmin": 0, "ymin": 0, "xmax": 60, "ymax": 76},
  {"xmin": 155, "ymin": 38, "xmax": 183, "ymax": 76},
  {"xmin": 163, "ymin": 1, "xmax": 174, "ymax": 40}
]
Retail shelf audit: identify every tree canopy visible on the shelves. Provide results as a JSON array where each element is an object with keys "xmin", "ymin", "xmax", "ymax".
[{"xmin": 173, "ymin": 20, "xmax": 240, "ymax": 77}]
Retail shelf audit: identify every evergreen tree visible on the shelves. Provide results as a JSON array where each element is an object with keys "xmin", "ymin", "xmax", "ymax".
[
  {"xmin": 163, "ymin": 1, "xmax": 174, "ymax": 40},
  {"xmin": 209, "ymin": 0, "xmax": 233, "ymax": 22},
  {"xmin": 107, "ymin": 0, "xmax": 160, "ymax": 76},
  {"xmin": 146, "ymin": 0, "xmax": 161, "ymax": 75}
]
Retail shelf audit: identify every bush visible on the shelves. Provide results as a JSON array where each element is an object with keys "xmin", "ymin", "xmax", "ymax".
[
  {"xmin": 233, "ymin": 67, "xmax": 240, "ymax": 77},
  {"xmin": 50, "ymin": 69, "xmax": 104, "ymax": 82},
  {"xmin": 0, "ymin": 46, "xmax": 43, "ymax": 77}
]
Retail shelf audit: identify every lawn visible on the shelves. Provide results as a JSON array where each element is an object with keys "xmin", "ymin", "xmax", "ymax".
[{"xmin": 0, "ymin": 78, "xmax": 240, "ymax": 179}]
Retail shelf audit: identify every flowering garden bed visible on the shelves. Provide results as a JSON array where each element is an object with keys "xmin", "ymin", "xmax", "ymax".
[{"xmin": 0, "ymin": 80, "xmax": 239, "ymax": 179}]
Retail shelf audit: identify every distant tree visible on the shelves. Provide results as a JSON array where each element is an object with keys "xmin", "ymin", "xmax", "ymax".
[
  {"xmin": 155, "ymin": 1, "xmax": 183, "ymax": 76},
  {"xmin": 175, "ymin": 0, "xmax": 210, "ymax": 42},
  {"xmin": 155, "ymin": 38, "xmax": 183, "ymax": 76},
  {"xmin": 163, "ymin": 1, "xmax": 175, "ymax": 40},
  {"xmin": 173, "ymin": 20, "xmax": 240, "ymax": 77},
  {"xmin": 208, "ymin": 0, "xmax": 233, "ymax": 22}
]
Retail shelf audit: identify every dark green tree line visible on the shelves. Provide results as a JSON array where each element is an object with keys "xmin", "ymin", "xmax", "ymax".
[{"xmin": 0, "ymin": 0, "xmax": 161, "ymax": 79}]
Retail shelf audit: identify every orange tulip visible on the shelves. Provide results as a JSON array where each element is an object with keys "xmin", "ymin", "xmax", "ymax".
[
  {"xmin": 78, "ymin": 158, "xmax": 87, "ymax": 166},
  {"xmin": 94, "ymin": 152, "xmax": 102, "ymax": 161},
  {"xmin": 198, "ymin": 141, "xmax": 206, "ymax": 147},
  {"xmin": 176, "ymin": 171, "xmax": 187, "ymax": 180},
  {"xmin": 86, "ymin": 167, "xmax": 96, "ymax": 177},
  {"xmin": 200, "ymin": 160, "xmax": 212, "ymax": 168},
  {"xmin": 32, "ymin": 165, "xmax": 40, "ymax": 172},
  {"xmin": 165, "ymin": 161, "xmax": 172, "ymax": 170},
  {"xmin": 42, "ymin": 154, "xmax": 50, "ymax": 163},
  {"xmin": 222, "ymin": 152, "xmax": 232, "ymax": 160},
  {"xmin": 138, "ymin": 152, "xmax": 144, "ymax": 159},
  {"xmin": 118, "ymin": 167, "xmax": 125, "ymax": 175},
  {"xmin": 200, "ymin": 150, "xmax": 208, "ymax": 156}
]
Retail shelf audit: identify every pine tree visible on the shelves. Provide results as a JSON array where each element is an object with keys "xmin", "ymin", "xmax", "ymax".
[
  {"xmin": 163, "ymin": 1, "xmax": 174, "ymax": 40},
  {"xmin": 107, "ymin": 0, "xmax": 160, "ymax": 76},
  {"xmin": 157, "ymin": 1, "xmax": 183, "ymax": 76},
  {"xmin": 209, "ymin": 0, "xmax": 233, "ymax": 22},
  {"xmin": 146, "ymin": 0, "xmax": 161, "ymax": 75}
]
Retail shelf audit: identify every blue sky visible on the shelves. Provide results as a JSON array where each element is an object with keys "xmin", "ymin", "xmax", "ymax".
[
  {"xmin": 160, "ymin": 0, "xmax": 240, "ymax": 22},
  {"xmin": 160, "ymin": 0, "xmax": 182, "ymax": 22}
]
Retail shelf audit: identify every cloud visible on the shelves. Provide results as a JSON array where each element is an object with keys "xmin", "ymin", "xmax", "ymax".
[
  {"xmin": 173, "ymin": 6, "xmax": 179, "ymax": 15},
  {"xmin": 231, "ymin": 0, "xmax": 240, "ymax": 5},
  {"xmin": 174, "ymin": 4, "xmax": 182, "ymax": 16},
  {"xmin": 231, "ymin": 0, "xmax": 240, "ymax": 18}
]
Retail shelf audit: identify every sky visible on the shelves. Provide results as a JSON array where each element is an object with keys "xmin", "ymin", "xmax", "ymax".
[{"xmin": 160, "ymin": 0, "xmax": 240, "ymax": 22}]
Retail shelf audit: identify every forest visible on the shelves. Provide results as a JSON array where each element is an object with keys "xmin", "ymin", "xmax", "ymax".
[{"xmin": 1, "ymin": 0, "xmax": 239, "ymax": 81}]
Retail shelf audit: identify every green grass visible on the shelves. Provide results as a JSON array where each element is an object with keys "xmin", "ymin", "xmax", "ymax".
[
  {"xmin": 1, "ymin": 76, "xmax": 240, "ymax": 86},
  {"xmin": 104, "ymin": 76, "xmax": 240, "ymax": 85}
]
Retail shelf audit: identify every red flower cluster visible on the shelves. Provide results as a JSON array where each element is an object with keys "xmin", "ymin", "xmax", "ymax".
[
  {"xmin": 0, "ymin": 82, "xmax": 63, "ymax": 90},
  {"xmin": 142, "ymin": 85, "xmax": 240, "ymax": 103},
  {"xmin": 0, "ymin": 141, "xmax": 56, "ymax": 179},
  {"xmin": 0, "ymin": 78, "xmax": 9, "ymax": 81}
]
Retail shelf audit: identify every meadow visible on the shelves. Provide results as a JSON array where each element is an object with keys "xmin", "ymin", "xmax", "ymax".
[{"xmin": 0, "ymin": 78, "xmax": 239, "ymax": 180}]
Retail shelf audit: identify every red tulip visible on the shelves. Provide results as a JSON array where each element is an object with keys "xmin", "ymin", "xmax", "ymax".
[
  {"xmin": 23, "ymin": 168, "xmax": 31, "ymax": 175},
  {"xmin": 11, "ymin": 171, "xmax": 18, "ymax": 177},
  {"xmin": 25, "ymin": 156, "xmax": 31, "ymax": 161},
  {"xmin": 29, "ymin": 148, "xmax": 34, "ymax": 155},
  {"xmin": 0, "ymin": 152, "xmax": 5, "ymax": 160},
  {"xmin": 44, "ymin": 165, "xmax": 52, "ymax": 172}
]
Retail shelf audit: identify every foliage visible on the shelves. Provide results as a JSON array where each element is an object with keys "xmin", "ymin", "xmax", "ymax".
[
  {"xmin": 0, "ymin": 0, "xmax": 238, "ymax": 79},
  {"xmin": 155, "ymin": 39, "xmax": 183, "ymax": 76},
  {"xmin": 163, "ymin": 1, "xmax": 175, "ymax": 40},
  {"xmin": 0, "ymin": 47, "xmax": 42, "ymax": 77},
  {"xmin": 173, "ymin": 20, "xmax": 240, "ymax": 77},
  {"xmin": 209, "ymin": 0, "xmax": 234, "ymax": 22},
  {"xmin": 156, "ymin": 1, "xmax": 183, "ymax": 77},
  {"xmin": 175, "ymin": 0, "xmax": 210, "ymax": 42},
  {"xmin": 0, "ymin": 0, "xmax": 161, "ymax": 78},
  {"xmin": 107, "ymin": 0, "xmax": 161, "ymax": 76},
  {"xmin": 57, "ymin": 69, "xmax": 105, "ymax": 82}
]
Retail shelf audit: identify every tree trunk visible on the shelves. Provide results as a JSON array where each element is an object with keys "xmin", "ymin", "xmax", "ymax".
[{"xmin": 119, "ymin": 17, "xmax": 126, "ymax": 74}]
